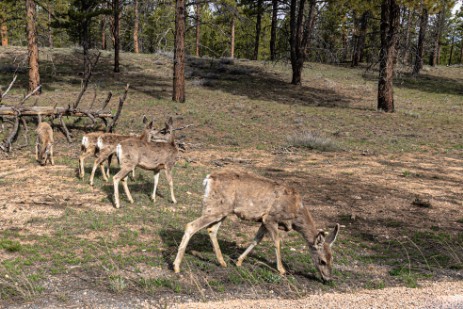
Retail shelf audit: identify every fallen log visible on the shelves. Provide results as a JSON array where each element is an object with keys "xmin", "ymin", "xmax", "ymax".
[{"xmin": 0, "ymin": 106, "xmax": 113, "ymax": 118}]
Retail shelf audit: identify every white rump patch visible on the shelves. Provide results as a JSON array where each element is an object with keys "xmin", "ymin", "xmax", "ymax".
[
  {"xmin": 203, "ymin": 174, "xmax": 212, "ymax": 200},
  {"xmin": 97, "ymin": 136, "xmax": 104, "ymax": 149},
  {"xmin": 82, "ymin": 136, "xmax": 88, "ymax": 148},
  {"xmin": 116, "ymin": 144, "xmax": 122, "ymax": 160}
]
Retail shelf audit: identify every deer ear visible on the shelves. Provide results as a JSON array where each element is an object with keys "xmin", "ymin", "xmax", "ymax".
[
  {"xmin": 142, "ymin": 115, "xmax": 148, "ymax": 124},
  {"xmin": 314, "ymin": 232, "xmax": 326, "ymax": 248},
  {"xmin": 325, "ymin": 224, "xmax": 340, "ymax": 247}
]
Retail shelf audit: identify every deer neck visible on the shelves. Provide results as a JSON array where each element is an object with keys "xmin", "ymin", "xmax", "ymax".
[{"xmin": 293, "ymin": 206, "xmax": 318, "ymax": 246}]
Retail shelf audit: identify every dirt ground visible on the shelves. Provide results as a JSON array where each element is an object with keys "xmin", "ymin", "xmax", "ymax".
[{"xmin": 1, "ymin": 146, "xmax": 462, "ymax": 308}]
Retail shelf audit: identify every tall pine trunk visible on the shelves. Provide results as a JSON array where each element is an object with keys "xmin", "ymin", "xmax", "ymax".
[
  {"xmin": 290, "ymin": 0, "xmax": 316, "ymax": 85},
  {"xmin": 195, "ymin": 2, "xmax": 200, "ymax": 57},
  {"xmin": 402, "ymin": 8, "xmax": 413, "ymax": 65},
  {"xmin": 377, "ymin": 0, "xmax": 400, "ymax": 112},
  {"xmin": 253, "ymin": 0, "xmax": 263, "ymax": 60},
  {"xmin": 26, "ymin": 0, "xmax": 40, "ymax": 94},
  {"xmin": 413, "ymin": 6, "xmax": 428, "ymax": 75},
  {"xmin": 1, "ymin": 22, "xmax": 7, "ymax": 46},
  {"xmin": 134, "ymin": 0, "xmax": 139, "ymax": 53},
  {"xmin": 101, "ymin": 16, "xmax": 107, "ymax": 50},
  {"xmin": 448, "ymin": 36, "xmax": 455, "ymax": 66},
  {"xmin": 172, "ymin": 0, "xmax": 185, "ymax": 102},
  {"xmin": 270, "ymin": 0, "xmax": 278, "ymax": 61},
  {"xmin": 430, "ymin": 8, "xmax": 445, "ymax": 66},
  {"xmin": 230, "ymin": 17, "xmax": 235, "ymax": 59},
  {"xmin": 47, "ymin": 2, "xmax": 53, "ymax": 48},
  {"xmin": 113, "ymin": 0, "xmax": 120, "ymax": 73},
  {"xmin": 352, "ymin": 11, "xmax": 369, "ymax": 66}
]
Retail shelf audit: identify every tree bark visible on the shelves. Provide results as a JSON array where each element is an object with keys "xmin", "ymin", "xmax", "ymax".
[
  {"xmin": 26, "ymin": 0, "xmax": 41, "ymax": 95},
  {"xmin": 172, "ymin": 0, "xmax": 185, "ymax": 103},
  {"xmin": 134, "ymin": 0, "xmax": 140, "ymax": 53},
  {"xmin": 448, "ymin": 36, "xmax": 455, "ymax": 66},
  {"xmin": 230, "ymin": 17, "xmax": 235, "ymax": 59},
  {"xmin": 253, "ymin": 0, "xmax": 263, "ymax": 60},
  {"xmin": 270, "ymin": 0, "xmax": 278, "ymax": 61},
  {"xmin": 47, "ymin": 1, "xmax": 53, "ymax": 48},
  {"xmin": 402, "ymin": 7, "xmax": 413, "ymax": 65},
  {"xmin": 113, "ymin": 0, "xmax": 120, "ymax": 73},
  {"xmin": 101, "ymin": 15, "xmax": 107, "ymax": 50},
  {"xmin": 430, "ymin": 8, "xmax": 445, "ymax": 66},
  {"xmin": 377, "ymin": 0, "xmax": 400, "ymax": 113},
  {"xmin": 195, "ymin": 1, "xmax": 200, "ymax": 57},
  {"xmin": 290, "ymin": 0, "xmax": 316, "ymax": 85},
  {"xmin": 352, "ymin": 11, "xmax": 369, "ymax": 66},
  {"xmin": 413, "ymin": 6, "xmax": 428, "ymax": 75},
  {"xmin": 1, "ymin": 22, "xmax": 7, "ymax": 46}
]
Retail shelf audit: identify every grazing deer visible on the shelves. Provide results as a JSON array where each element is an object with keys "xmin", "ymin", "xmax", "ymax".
[
  {"xmin": 112, "ymin": 117, "xmax": 179, "ymax": 208},
  {"xmin": 35, "ymin": 122, "xmax": 54, "ymax": 166},
  {"xmin": 173, "ymin": 169, "xmax": 340, "ymax": 282},
  {"xmin": 79, "ymin": 132, "xmax": 105, "ymax": 179},
  {"xmin": 89, "ymin": 120, "xmax": 171, "ymax": 186}
]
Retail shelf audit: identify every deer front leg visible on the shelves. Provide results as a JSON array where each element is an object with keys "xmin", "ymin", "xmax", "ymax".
[
  {"xmin": 236, "ymin": 224, "xmax": 267, "ymax": 267},
  {"xmin": 265, "ymin": 222, "xmax": 285, "ymax": 275},
  {"xmin": 208, "ymin": 221, "xmax": 227, "ymax": 268},
  {"xmin": 164, "ymin": 168, "xmax": 177, "ymax": 204},
  {"xmin": 151, "ymin": 172, "xmax": 160, "ymax": 202},
  {"xmin": 174, "ymin": 215, "xmax": 225, "ymax": 273},
  {"xmin": 121, "ymin": 175, "xmax": 134, "ymax": 204},
  {"xmin": 113, "ymin": 174, "xmax": 122, "ymax": 209}
]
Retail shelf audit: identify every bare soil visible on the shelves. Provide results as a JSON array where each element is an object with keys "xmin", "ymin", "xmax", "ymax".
[{"xmin": 1, "ymin": 145, "xmax": 462, "ymax": 308}]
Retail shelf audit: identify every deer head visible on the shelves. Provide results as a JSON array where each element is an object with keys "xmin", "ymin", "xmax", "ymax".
[{"xmin": 309, "ymin": 224, "xmax": 339, "ymax": 282}]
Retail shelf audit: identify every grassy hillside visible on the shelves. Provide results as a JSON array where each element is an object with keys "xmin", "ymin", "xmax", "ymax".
[{"xmin": 0, "ymin": 47, "xmax": 462, "ymax": 306}]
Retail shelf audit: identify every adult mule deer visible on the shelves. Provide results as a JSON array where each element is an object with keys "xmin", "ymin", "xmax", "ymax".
[
  {"xmin": 112, "ymin": 117, "xmax": 179, "ymax": 208},
  {"xmin": 173, "ymin": 169, "xmax": 340, "ymax": 281}
]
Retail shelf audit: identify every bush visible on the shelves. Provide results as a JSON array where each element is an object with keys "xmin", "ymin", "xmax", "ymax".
[{"xmin": 286, "ymin": 131, "xmax": 339, "ymax": 151}]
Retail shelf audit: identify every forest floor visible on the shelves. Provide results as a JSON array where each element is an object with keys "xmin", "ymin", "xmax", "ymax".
[{"xmin": 0, "ymin": 47, "xmax": 462, "ymax": 308}]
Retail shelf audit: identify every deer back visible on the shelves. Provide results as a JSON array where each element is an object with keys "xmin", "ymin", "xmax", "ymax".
[{"xmin": 203, "ymin": 169, "xmax": 303, "ymax": 222}]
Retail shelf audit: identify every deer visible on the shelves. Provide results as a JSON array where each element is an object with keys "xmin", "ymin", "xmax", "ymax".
[
  {"xmin": 79, "ymin": 132, "xmax": 106, "ymax": 179},
  {"xmin": 35, "ymin": 122, "xmax": 54, "ymax": 166},
  {"xmin": 112, "ymin": 117, "xmax": 179, "ymax": 209},
  {"xmin": 89, "ymin": 119, "xmax": 171, "ymax": 186},
  {"xmin": 173, "ymin": 169, "xmax": 340, "ymax": 282}
]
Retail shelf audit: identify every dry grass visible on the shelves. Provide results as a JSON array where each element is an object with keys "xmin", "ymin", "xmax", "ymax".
[{"xmin": 0, "ymin": 46, "xmax": 462, "ymax": 305}]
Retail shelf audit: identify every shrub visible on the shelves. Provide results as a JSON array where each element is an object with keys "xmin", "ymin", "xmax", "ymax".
[{"xmin": 286, "ymin": 131, "xmax": 339, "ymax": 151}]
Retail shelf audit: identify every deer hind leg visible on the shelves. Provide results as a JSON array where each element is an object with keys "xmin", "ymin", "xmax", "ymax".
[
  {"xmin": 151, "ymin": 172, "xmax": 160, "ymax": 202},
  {"xmin": 35, "ymin": 143, "xmax": 39, "ymax": 161},
  {"xmin": 164, "ymin": 168, "xmax": 177, "ymax": 204},
  {"xmin": 113, "ymin": 168, "xmax": 132, "ymax": 209},
  {"xmin": 49, "ymin": 145, "xmax": 54, "ymax": 165},
  {"xmin": 173, "ymin": 214, "xmax": 225, "ymax": 273},
  {"xmin": 265, "ymin": 222, "xmax": 285, "ymax": 275},
  {"xmin": 207, "ymin": 221, "xmax": 227, "ymax": 267},
  {"xmin": 78, "ymin": 151, "xmax": 91, "ymax": 178},
  {"xmin": 236, "ymin": 224, "xmax": 267, "ymax": 267},
  {"xmin": 106, "ymin": 153, "xmax": 113, "ymax": 179}
]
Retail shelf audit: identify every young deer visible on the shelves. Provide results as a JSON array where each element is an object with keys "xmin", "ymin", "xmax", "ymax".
[
  {"xmin": 89, "ymin": 120, "xmax": 171, "ymax": 186},
  {"xmin": 79, "ymin": 132, "xmax": 105, "ymax": 179},
  {"xmin": 173, "ymin": 169, "xmax": 340, "ymax": 282},
  {"xmin": 112, "ymin": 117, "xmax": 179, "ymax": 209},
  {"xmin": 35, "ymin": 122, "xmax": 54, "ymax": 166}
]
